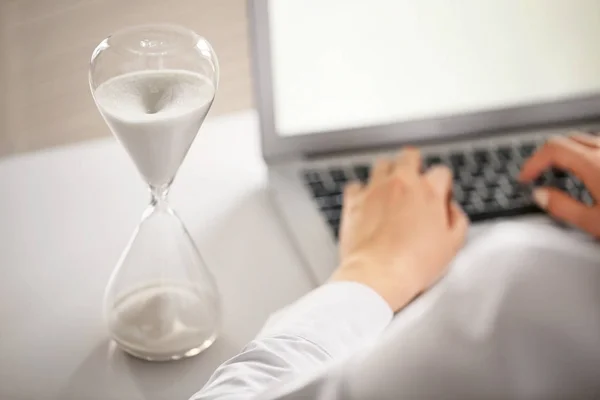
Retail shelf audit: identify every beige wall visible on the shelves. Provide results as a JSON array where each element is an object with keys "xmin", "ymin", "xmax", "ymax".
[
  {"xmin": 0, "ymin": 1, "xmax": 14, "ymax": 156},
  {"xmin": 0, "ymin": 0, "xmax": 252, "ymax": 157}
]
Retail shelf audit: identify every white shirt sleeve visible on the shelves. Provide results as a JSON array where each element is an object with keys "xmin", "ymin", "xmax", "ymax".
[
  {"xmin": 191, "ymin": 281, "xmax": 393, "ymax": 400},
  {"xmin": 193, "ymin": 223, "xmax": 600, "ymax": 399}
]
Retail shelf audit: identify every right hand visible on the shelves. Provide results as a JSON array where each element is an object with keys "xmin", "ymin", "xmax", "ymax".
[
  {"xmin": 331, "ymin": 148, "xmax": 469, "ymax": 312},
  {"xmin": 520, "ymin": 133, "xmax": 600, "ymax": 238}
]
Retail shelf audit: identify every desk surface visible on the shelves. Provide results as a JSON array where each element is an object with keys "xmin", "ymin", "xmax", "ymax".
[{"xmin": 0, "ymin": 111, "xmax": 314, "ymax": 400}]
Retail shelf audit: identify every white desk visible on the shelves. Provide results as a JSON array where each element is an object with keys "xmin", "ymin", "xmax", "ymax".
[{"xmin": 0, "ymin": 111, "xmax": 314, "ymax": 400}]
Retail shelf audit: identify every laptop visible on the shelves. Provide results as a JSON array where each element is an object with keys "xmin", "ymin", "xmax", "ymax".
[{"xmin": 248, "ymin": 0, "xmax": 600, "ymax": 284}]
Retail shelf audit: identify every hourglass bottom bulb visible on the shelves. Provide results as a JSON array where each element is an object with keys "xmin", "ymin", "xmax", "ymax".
[{"xmin": 107, "ymin": 282, "xmax": 219, "ymax": 361}]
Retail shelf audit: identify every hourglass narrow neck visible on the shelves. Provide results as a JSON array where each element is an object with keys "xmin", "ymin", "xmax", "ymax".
[
  {"xmin": 150, "ymin": 185, "xmax": 170, "ymax": 207},
  {"xmin": 141, "ymin": 185, "xmax": 173, "ymax": 221}
]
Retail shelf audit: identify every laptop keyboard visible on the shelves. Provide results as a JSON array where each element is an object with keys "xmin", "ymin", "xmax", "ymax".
[{"xmin": 302, "ymin": 140, "xmax": 594, "ymax": 239}]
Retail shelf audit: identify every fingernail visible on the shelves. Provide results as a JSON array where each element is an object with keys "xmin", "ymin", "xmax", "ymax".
[{"xmin": 533, "ymin": 188, "xmax": 549, "ymax": 209}]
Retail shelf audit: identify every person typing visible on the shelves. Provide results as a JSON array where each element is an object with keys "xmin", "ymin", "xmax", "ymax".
[{"xmin": 193, "ymin": 134, "xmax": 600, "ymax": 399}]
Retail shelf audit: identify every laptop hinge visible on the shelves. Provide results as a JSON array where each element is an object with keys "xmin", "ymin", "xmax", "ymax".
[
  {"xmin": 263, "ymin": 153, "xmax": 303, "ymax": 166},
  {"xmin": 303, "ymin": 117, "xmax": 600, "ymax": 161}
]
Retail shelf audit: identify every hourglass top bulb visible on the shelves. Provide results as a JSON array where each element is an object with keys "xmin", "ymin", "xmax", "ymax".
[
  {"xmin": 89, "ymin": 24, "xmax": 219, "ymax": 190},
  {"xmin": 94, "ymin": 70, "xmax": 215, "ymax": 188}
]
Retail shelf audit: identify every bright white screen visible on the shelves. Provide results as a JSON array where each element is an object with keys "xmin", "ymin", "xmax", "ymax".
[{"xmin": 268, "ymin": 0, "xmax": 600, "ymax": 136}]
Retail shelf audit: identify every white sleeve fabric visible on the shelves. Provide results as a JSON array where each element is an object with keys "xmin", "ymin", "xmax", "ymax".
[
  {"xmin": 192, "ymin": 222, "xmax": 600, "ymax": 399},
  {"xmin": 191, "ymin": 281, "xmax": 393, "ymax": 400}
]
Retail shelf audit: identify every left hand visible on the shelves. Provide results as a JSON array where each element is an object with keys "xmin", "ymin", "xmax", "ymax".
[{"xmin": 520, "ymin": 132, "xmax": 600, "ymax": 238}]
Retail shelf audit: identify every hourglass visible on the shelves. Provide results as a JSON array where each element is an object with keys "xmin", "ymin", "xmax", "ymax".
[{"xmin": 89, "ymin": 25, "xmax": 221, "ymax": 361}]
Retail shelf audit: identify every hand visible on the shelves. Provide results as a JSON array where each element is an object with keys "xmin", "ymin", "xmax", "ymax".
[
  {"xmin": 330, "ymin": 148, "xmax": 469, "ymax": 312},
  {"xmin": 520, "ymin": 133, "xmax": 600, "ymax": 238}
]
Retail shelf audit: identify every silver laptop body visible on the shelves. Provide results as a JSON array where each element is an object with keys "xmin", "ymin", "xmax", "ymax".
[{"xmin": 248, "ymin": 0, "xmax": 600, "ymax": 284}]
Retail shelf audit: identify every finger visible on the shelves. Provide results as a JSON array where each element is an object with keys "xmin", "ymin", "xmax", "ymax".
[
  {"xmin": 424, "ymin": 166, "xmax": 453, "ymax": 199},
  {"xmin": 533, "ymin": 187, "xmax": 598, "ymax": 233},
  {"xmin": 393, "ymin": 147, "xmax": 421, "ymax": 178},
  {"xmin": 344, "ymin": 181, "xmax": 363, "ymax": 197},
  {"xmin": 570, "ymin": 132, "xmax": 600, "ymax": 149},
  {"xmin": 370, "ymin": 158, "xmax": 394, "ymax": 183},
  {"xmin": 449, "ymin": 202, "xmax": 469, "ymax": 249},
  {"xmin": 520, "ymin": 136, "xmax": 596, "ymax": 187},
  {"xmin": 342, "ymin": 181, "xmax": 363, "ymax": 208}
]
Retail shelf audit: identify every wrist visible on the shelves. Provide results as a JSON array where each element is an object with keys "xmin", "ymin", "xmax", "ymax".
[{"xmin": 330, "ymin": 257, "xmax": 421, "ymax": 312}]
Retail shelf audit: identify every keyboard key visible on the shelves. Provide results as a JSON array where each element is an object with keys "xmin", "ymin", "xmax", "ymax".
[
  {"xmin": 449, "ymin": 163, "xmax": 462, "ymax": 176},
  {"xmin": 492, "ymin": 159, "xmax": 508, "ymax": 173},
  {"xmin": 314, "ymin": 196, "xmax": 332, "ymax": 209},
  {"xmin": 354, "ymin": 165, "xmax": 370, "ymax": 182},
  {"xmin": 308, "ymin": 181, "xmax": 327, "ymax": 197},
  {"xmin": 493, "ymin": 186, "xmax": 506, "ymax": 199},
  {"xmin": 468, "ymin": 190, "xmax": 482, "ymax": 204},
  {"xmin": 482, "ymin": 200, "xmax": 503, "ymax": 213},
  {"xmin": 581, "ymin": 190, "xmax": 595, "ymax": 206},
  {"xmin": 457, "ymin": 170, "xmax": 475, "ymax": 189},
  {"xmin": 519, "ymin": 142, "xmax": 536, "ymax": 158},
  {"xmin": 330, "ymin": 181, "xmax": 347, "ymax": 194},
  {"xmin": 425, "ymin": 154, "xmax": 444, "ymax": 168},
  {"xmin": 471, "ymin": 164, "xmax": 484, "ymax": 177},
  {"xmin": 449, "ymin": 153, "xmax": 466, "ymax": 167},
  {"xmin": 554, "ymin": 177, "xmax": 569, "ymax": 191},
  {"xmin": 324, "ymin": 208, "xmax": 341, "ymax": 222},
  {"xmin": 329, "ymin": 168, "xmax": 347, "ymax": 182},
  {"xmin": 494, "ymin": 190, "xmax": 510, "ymax": 208},
  {"xmin": 571, "ymin": 176, "xmax": 585, "ymax": 189},
  {"xmin": 534, "ymin": 171, "xmax": 554, "ymax": 187},
  {"xmin": 473, "ymin": 199, "xmax": 486, "ymax": 213},
  {"xmin": 453, "ymin": 184, "xmax": 466, "ymax": 203},
  {"xmin": 510, "ymin": 191, "xmax": 534, "ymax": 207},
  {"xmin": 303, "ymin": 170, "xmax": 321, "ymax": 183},
  {"xmin": 328, "ymin": 220, "xmax": 340, "ymax": 239},
  {"xmin": 496, "ymin": 146, "xmax": 513, "ymax": 162},
  {"xmin": 315, "ymin": 195, "xmax": 342, "ymax": 210},
  {"xmin": 462, "ymin": 160, "xmax": 479, "ymax": 174},
  {"xmin": 565, "ymin": 178, "xmax": 578, "ymax": 197},
  {"xmin": 483, "ymin": 167, "xmax": 498, "ymax": 186},
  {"xmin": 474, "ymin": 177, "xmax": 487, "ymax": 190},
  {"xmin": 459, "ymin": 189, "xmax": 474, "ymax": 207},
  {"xmin": 473, "ymin": 149, "xmax": 491, "ymax": 165},
  {"xmin": 500, "ymin": 182, "xmax": 516, "ymax": 198},
  {"xmin": 553, "ymin": 168, "xmax": 568, "ymax": 179},
  {"xmin": 462, "ymin": 203, "xmax": 479, "ymax": 216},
  {"xmin": 333, "ymin": 193, "xmax": 344, "ymax": 207},
  {"xmin": 497, "ymin": 175, "xmax": 511, "ymax": 187},
  {"xmin": 476, "ymin": 185, "xmax": 493, "ymax": 201},
  {"xmin": 507, "ymin": 164, "xmax": 521, "ymax": 182}
]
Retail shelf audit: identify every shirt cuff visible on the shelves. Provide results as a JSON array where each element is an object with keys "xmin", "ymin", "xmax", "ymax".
[{"xmin": 258, "ymin": 281, "xmax": 393, "ymax": 360}]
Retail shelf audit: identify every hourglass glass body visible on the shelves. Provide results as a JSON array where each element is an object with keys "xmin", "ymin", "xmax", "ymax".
[{"xmin": 89, "ymin": 25, "xmax": 221, "ymax": 361}]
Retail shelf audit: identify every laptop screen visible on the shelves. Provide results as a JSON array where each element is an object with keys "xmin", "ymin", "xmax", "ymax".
[{"xmin": 268, "ymin": 0, "xmax": 600, "ymax": 137}]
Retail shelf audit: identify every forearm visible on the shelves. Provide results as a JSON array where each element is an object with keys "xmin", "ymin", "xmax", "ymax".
[{"xmin": 191, "ymin": 282, "xmax": 393, "ymax": 400}]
